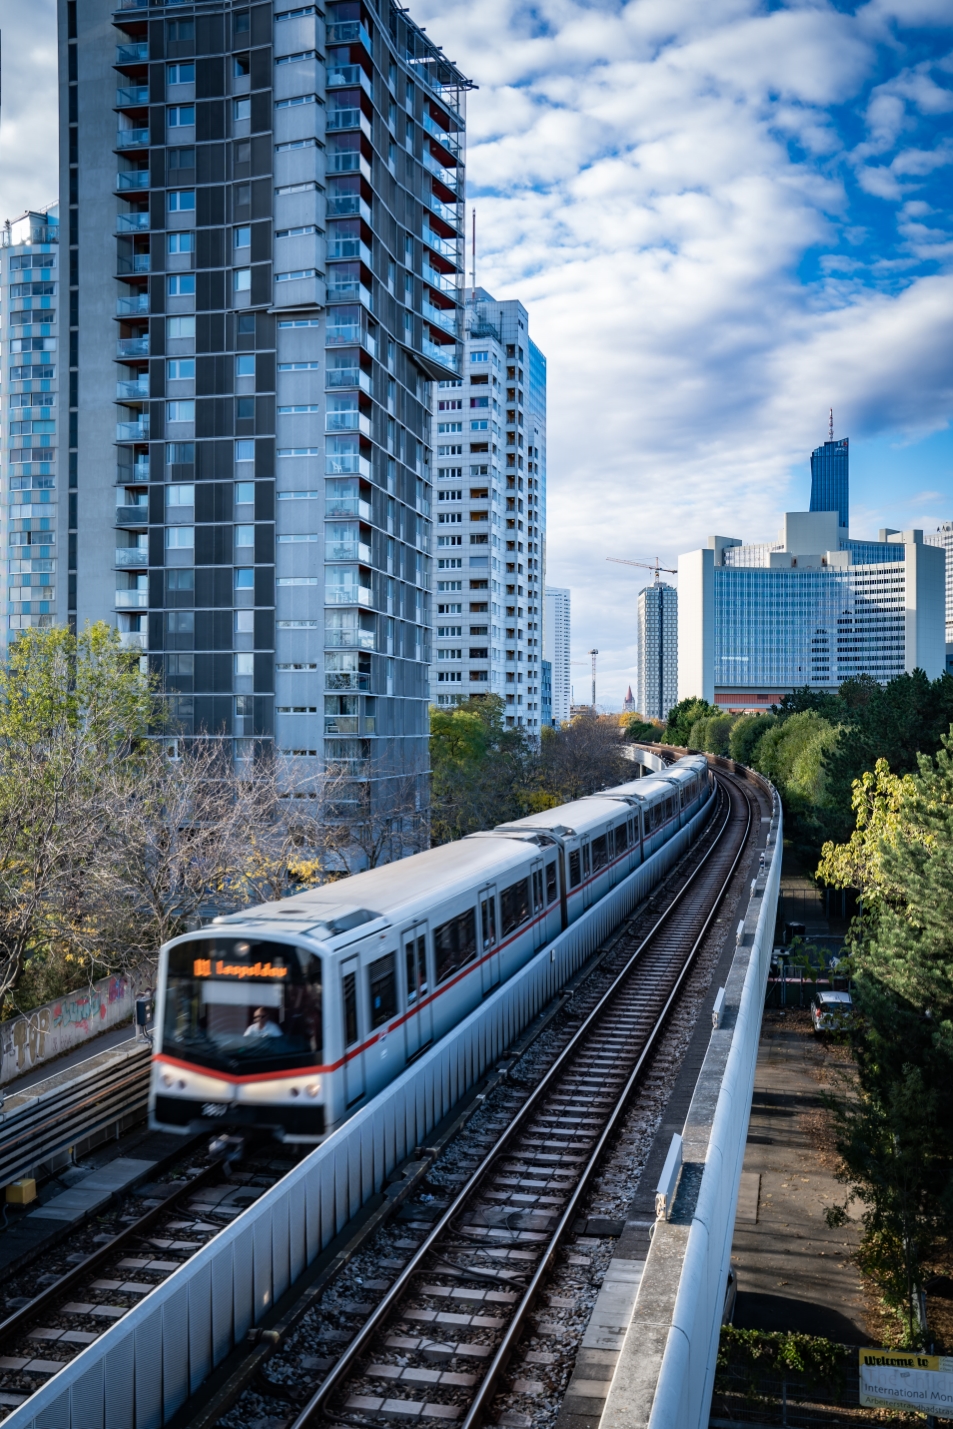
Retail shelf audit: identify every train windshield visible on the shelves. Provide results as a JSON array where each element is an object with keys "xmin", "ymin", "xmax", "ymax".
[{"xmin": 161, "ymin": 938, "xmax": 322, "ymax": 1075}]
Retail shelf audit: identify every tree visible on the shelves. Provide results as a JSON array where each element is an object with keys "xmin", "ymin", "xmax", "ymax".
[
  {"xmin": 753, "ymin": 710, "xmax": 839, "ymax": 812},
  {"xmin": 618, "ymin": 712, "xmax": 663, "ymax": 744},
  {"xmin": 729, "ymin": 712, "xmax": 776, "ymax": 766},
  {"xmin": 688, "ymin": 713, "xmax": 734, "ymax": 756},
  {"xmin": 818, "ymin": 735, "xmax": 953, "ymax": 1342},
  {"xmin": 430, "ymin": 696, "xmax": 536, "ymax": 843},
  {"xmin": 664, "ymin": 696, "xmax": 719, "ymax": 747},
  {"xmin": 539, "ymin": 711, "xmax": 632, "ymax": 803}
]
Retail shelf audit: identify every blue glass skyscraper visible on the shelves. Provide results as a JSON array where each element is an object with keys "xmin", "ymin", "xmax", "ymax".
[{"xmin": 810, "ymin": 438, "xmax": 849, "ymax": 530}]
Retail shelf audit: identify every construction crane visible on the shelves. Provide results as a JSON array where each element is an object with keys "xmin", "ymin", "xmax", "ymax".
[
  {"xmin": 570, "ymin": 649, "xmax": 599, "ymax": 710},
  {"xmin": 607, "ymin": 556, "xmax": 677, "ymax": 584}
]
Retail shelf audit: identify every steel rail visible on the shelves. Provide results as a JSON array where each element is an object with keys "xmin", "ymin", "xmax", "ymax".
[{"xmin": 288, "ymin": 770, "xmax": 754, "ymax": 1429}]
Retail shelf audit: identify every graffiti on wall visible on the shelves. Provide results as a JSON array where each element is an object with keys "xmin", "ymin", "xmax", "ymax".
[{"xmin": 0, "ymin": 974, "xmax": 134, "ymax": 1084}]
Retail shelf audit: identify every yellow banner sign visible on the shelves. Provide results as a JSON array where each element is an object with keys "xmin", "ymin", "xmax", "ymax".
[{"xmin": 859, "ymin": 1349, "xmax": 953, "ymax": 1412}]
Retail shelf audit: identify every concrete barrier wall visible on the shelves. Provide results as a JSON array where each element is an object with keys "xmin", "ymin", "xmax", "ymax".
[
  {"xmin": 2, "ymin": 791, "xmax": 716, "ymax": 1429},
  {"xmin": 601, "ymin": 764, "xmax": 781, "ymax": 1429},
  {"xmin": 0, "ymin": 974, "xmax": 136, "ymax": 1087}
]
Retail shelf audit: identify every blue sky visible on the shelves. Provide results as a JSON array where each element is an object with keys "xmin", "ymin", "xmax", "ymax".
[{"xmin": 2, "ymin": 0, "xmax": 951, "ymax": 709}]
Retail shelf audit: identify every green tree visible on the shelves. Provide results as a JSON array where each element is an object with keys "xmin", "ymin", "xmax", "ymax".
[
  {"xmin": 618, "ymin": 712, "xmax": 663, "ymax": 744},
  {"xmin": 729, "ymin": 712, "xmax": 776, "ymax": 766},
  {"xmin": 664, "ymin": 696, "xmax": 719, "ymax": 747},
  {"xmin": 688, "ymin": 713, "xmax": 734, "ymax": 755},
  {"xmin": 754, "ymin": 710, "xmax": 839, "ymax": 812},
  {"xmin": 429, "ymin": 696, "xmax": 536, "ymax": 843}
]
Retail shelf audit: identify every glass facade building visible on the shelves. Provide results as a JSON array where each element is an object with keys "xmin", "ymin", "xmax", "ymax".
[
  {"xmin": 543, "ymin": 584, "xmax": 570, "ymax": 725},
  {"xmin": 0, "ymin": 208, "xmax": 60, "ymax": 641},
  {"xmin": 809, "ymin": 437, "xmax": 849, "ymax": 530},
  {"xmin": 61, "ymin": 0, "xmax": 471, "ymax": 809}
]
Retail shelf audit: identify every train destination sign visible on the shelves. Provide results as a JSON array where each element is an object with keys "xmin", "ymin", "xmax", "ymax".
[
  {"xmin": 193, "ymin": 959, "xmax": 289, "ymax": 980},
  {"xmin": 859, "ymin": 1349, "xmax": 953, "ymax": 1412}
]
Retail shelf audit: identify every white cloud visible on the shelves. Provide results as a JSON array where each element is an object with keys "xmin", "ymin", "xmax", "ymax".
[{"xmin": 0, "ymin": 0, "xmax": 58, "ymax": 226}]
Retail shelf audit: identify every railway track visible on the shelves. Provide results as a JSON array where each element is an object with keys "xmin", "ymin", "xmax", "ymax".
[{"xmin": 207, "ymin": 768, "xmax": 756, "ymax": 1429}]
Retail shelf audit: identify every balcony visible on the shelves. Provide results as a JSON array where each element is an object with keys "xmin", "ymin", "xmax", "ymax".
[
  {"xmin": 117, "ymin": 378, "xmax": 149, "ymax": 400},
  {"xmin": 116, "ymin": 42, "xmax": 148, "ymax": 63},
  {"xmin": 117, "ymin": 293, "xmax": 149, "ymax": 317},
  {"xmin": 326, "ymin": 453, "xmax": 372, "ymax": 478},
  {"xmin": 325, "ymin": 495, "xmax": 372, "ymax": 520},
  {"xmin": 423, "ymin": 228, "xmax": 460, "ymax": 263},
  {"xmin": 423, "ymin": 302, "xmax": 457, "ymax": 337},
  {"xmin": 115, "ymin": 547, "xmax": 149, "ymax": 568},
  {"xmin": 423, "ymin": 151, "xmax": 459, "ymax": 192},
  {"xmin": 118, "ymin": 457, "xmax": 150, "ymax": 482},
  {"xmin": 327, "ymin": 238, "xmax": 372, "ymax": 263},
  {"xmin": 427, "ymin": 192, "xmax": 460, "ymax": 226},
  {"xmin": 326, "ymin": 280, "xmax": 372, "ymax": 308},
  {"xmin": 423, "ymin": 336, "xmax": 459, "ymax": 371},
  {"xmin": 325, "ymin": 671, "xmax": 370, "ymax": 691},
  {"xmin": 116, "ymin": 86, "xmax": 149, "ymax": 106},
  {"xmin": 325, "ymin": 586, "xmax": 372, "ymax": 607},
  {"xmin": 116, "ymin": 128, "xmax": 150, "ymax": 149},
  {"xmin": 116, "ymin": 171, "xmax": 149, "ymax": 192},
  {"xmin": 327, "ymin": 193, "xmax": 372, "ymax": 222},
  {"xmin": 326, "ymin": 540, "xmax": 372, "ymax": 563},
  {"xmin": 117, "ymin": 336, "xmax": 149, "ymax": 358},
  {"xmin": 326, "ymin": 20, "xmax": 372, "ymax": 49},
  {"xmin": 324, "ymin": 716, "xmax": 360, "ymax": 734},
  {"xmin": 422, "ymin": 111, "xmax": 461, "ymax": 155},
  {"xmin": 327, "ymin": 65, "xmax": 372, "ymax": 96},
  {"xmin": 119, "ymin": 632, "xmax": 147, "ymax": 650},
  {"xmin": 327, "ymin": 110, "xmax": 372, "ymax": 139},
  {"xmin": 116, "ymin": 213, "xmax": 150, "ymax": 234},
  {"xmin": 115, "ymin": 589, "xmax": 148, "ymax": 608},
  {"xmin": 326, "ymin": 412, "xmax": 372, "ymax": 436},
  {"xmin": 116, "ymin": 503, "xmax": 149, "ymax": 525},
  {"xmin": 117, "ymin": 253, "xmax": 151, "ymax": 276},
  {"xmin": 326, "ymin": 368, "xmax": 372, "ymax": 394},
  {"xmin": 424, "ymin": 266, "xmax": 461, "ymax": 297},
  {"xmin": 117, "ymin": 418, "xmax": 150, "ymax": 441}
]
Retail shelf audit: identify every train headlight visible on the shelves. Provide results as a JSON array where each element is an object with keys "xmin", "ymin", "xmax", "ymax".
[{"xmin": 306, "ymin": 1083, "xmax": 320, "ymax": 1098}]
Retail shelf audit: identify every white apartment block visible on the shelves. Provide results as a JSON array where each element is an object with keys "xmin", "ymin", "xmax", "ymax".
[
  {"xmin": 925, "ymin": 521, "xmax": 953, "ymax": 647},
  {"xmin": 429, "ymin": 289, "xmax": 546, "ymax": 730},
  {"xmin": 1, "ymin": 206, "xmax": 60, "ymax": 643},
  {"xmin": 543, "ymin": 585, "xmax": 570, "ymax": 724}
]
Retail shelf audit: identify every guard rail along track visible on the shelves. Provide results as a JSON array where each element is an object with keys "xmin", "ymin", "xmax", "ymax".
[
  {"xmin": 0, "ymin": 1041, "xmax": 150, "ymax": 1189},
  {"xmin": 2, "ymin": 763, "xmax": 739, "ymax": 1429}
]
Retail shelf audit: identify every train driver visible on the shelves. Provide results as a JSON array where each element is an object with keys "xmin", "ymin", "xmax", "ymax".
[{"xmin": 244, "ymin": 1006, "xmax": 283, "ymax": 1039}]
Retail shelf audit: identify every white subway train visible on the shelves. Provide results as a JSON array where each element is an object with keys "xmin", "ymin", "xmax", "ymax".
[{"xmin": 150, "ymin": 754, "xmax": 713, "ymax": 1142}]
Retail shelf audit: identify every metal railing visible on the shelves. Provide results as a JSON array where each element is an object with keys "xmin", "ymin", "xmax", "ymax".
[
  {"xmin": 1, "ymin": 795, "xmax": 717, "ymax": 1429},
  {"xmin": 0, "ymin": 1041, "xmax": 150, "ymax": 1188}
]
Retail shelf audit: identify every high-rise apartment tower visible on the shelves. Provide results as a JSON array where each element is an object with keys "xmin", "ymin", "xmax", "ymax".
[
  {"xmin": 543, "ymin": 585, "xmax": 570, "ymax": 725},
  {"xmin": 429, "ymin": 289, "xmax": 546, "ymax": 729},
  {"xmin": 636, "ymin": 580, "xmax": 677, "ymax": 721},
  {"xmin": 1, "ymin": 207, "xmax": 61, "ymax": 642},
  {"xmin": 924, "ymin": 521, "xmax": 953, "ymax": 647},
  {"xmin": 61, "ymin": 0, "xmax": 470, "ymax": 807}
]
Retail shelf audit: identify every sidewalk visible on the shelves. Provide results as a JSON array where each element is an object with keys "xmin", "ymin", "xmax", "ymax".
[
  {"xmin": 3, "ymin": 1024, "xmax": 142, "ymax": 1096},
  {"xmin": 730, "ymin": 1008, "xmax": 866, "ymax": 1343}
]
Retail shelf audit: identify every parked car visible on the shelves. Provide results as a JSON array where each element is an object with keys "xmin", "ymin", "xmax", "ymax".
[{"xmin": 811, "ymin": 990, "xmax": 852, "ymax": 1033}]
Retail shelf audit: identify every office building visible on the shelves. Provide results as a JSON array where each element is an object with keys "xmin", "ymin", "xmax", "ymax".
[
  {"xmin": 810, "ymin": 435, "xmax": 849, "ymax": 531},
  {"xmin": 62, "ymin": 0, "xmax": 470, "ymax": 809},
  {"xmin": 540, "ymin": 659, "xmax": 552, "ymax": 727},
  {"xmin": 429, "ymin": 289, "xmax": 546, "ymax": 730},
  {"xmin": 543, "ymin": 584, "xmax": 570, "ymax": 724},
  {"xmin": 636, "ymin": 580, "xmax": 677, "ymax": 721},
  {"xmin": 924, "ymin": 521, "xmax": 953, "ymax": 648},
  {"xmin": 678, "ymin": 510, "xmax": 945, "ymax": 709},
  {"xmin": 1, "ymin": 206, "xmax": 60, "ymax": 642}
]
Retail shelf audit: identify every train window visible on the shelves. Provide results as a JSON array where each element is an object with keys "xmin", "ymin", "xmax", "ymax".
[
  {"xmin": 368, "ymin": 953, "xmax": 397, "ymax": 1029},
  {"xmin": 569, "ymin": 850, "xmax": 581, "ymax": 888},
  {"xmin": 546, "ymin": 861, "xmax": 557, "ymax": 902},
  {"xmin": 615, "ymin": 822, "xmax": 628, "ymax": 852},
  {"xmin": 480, "ymin": 893, "xmax": 497, "ymax": 949},
  {"xmin": 405, "ymin": 935, "xmax": 427, "ymax": 1005},
  {"xmin": 343, "ymin": 970, "xmax": 359, "ymax": 1045},
  {"xmin": 582, "ymin": 844, "xmax": 591, "ymax": 877},
  {"xmin": 162, "ymin": 937, "xmax": 323, "ymax": 1074},
  {"xmin": 500, "ymin": 878, "xmax": 531, "ymax": 935},
  {"xmin": 434, "ymin": 908, "xmax": 477, "ymax": 983},
  {"xmin": 532, "ymin": 869, "xmax": 544, "ymax": 910},
  {"xmin": 628, "ymin": 817, "xmax": 636, "ymax": 844},
  {"xmin": 591, "ymin": 834, "xmax": 608, "ymax": 871}
]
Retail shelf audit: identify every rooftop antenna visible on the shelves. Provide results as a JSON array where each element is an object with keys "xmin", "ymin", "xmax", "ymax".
[
  {"xmin": 829, "ymin": 408, "xmax": 834, "ymax": 442},
  {"xmin": 471, "ymin": 207, "xmax": 476, "ymax": 304}
]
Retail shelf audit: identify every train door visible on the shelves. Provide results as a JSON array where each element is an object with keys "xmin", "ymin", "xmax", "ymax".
[
  {"xmin": 580, "ymin": 838, "xmax": 594, "ymax": 907},
  {"xmin": 530, "ymin": 858, "xmax": 546, "ymax": 944},
  {"xmin": 403, "ymin": 924, "xmax": 432, "ymax": 1058},
  {"xmin": 342, "ymin": 959, "xmax": 365, "ymax": 1106},
  {"xmin": 479, "ymin": 885, "xmax": 500, "ymax": 994}
]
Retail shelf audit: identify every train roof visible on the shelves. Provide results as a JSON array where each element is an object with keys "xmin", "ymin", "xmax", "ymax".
[
  {"xmin": 209, "ymin": 832, "xmax": 547, "ymax": 945},
  {"xmin": 489, "ymin": 795, "xmax": 637, "ymax": 838}
]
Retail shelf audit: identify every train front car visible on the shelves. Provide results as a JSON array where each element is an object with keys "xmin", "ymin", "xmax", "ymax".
[{"xmin": 151, "ymin": 932, "xmax": 327, "ymax": 1142}]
